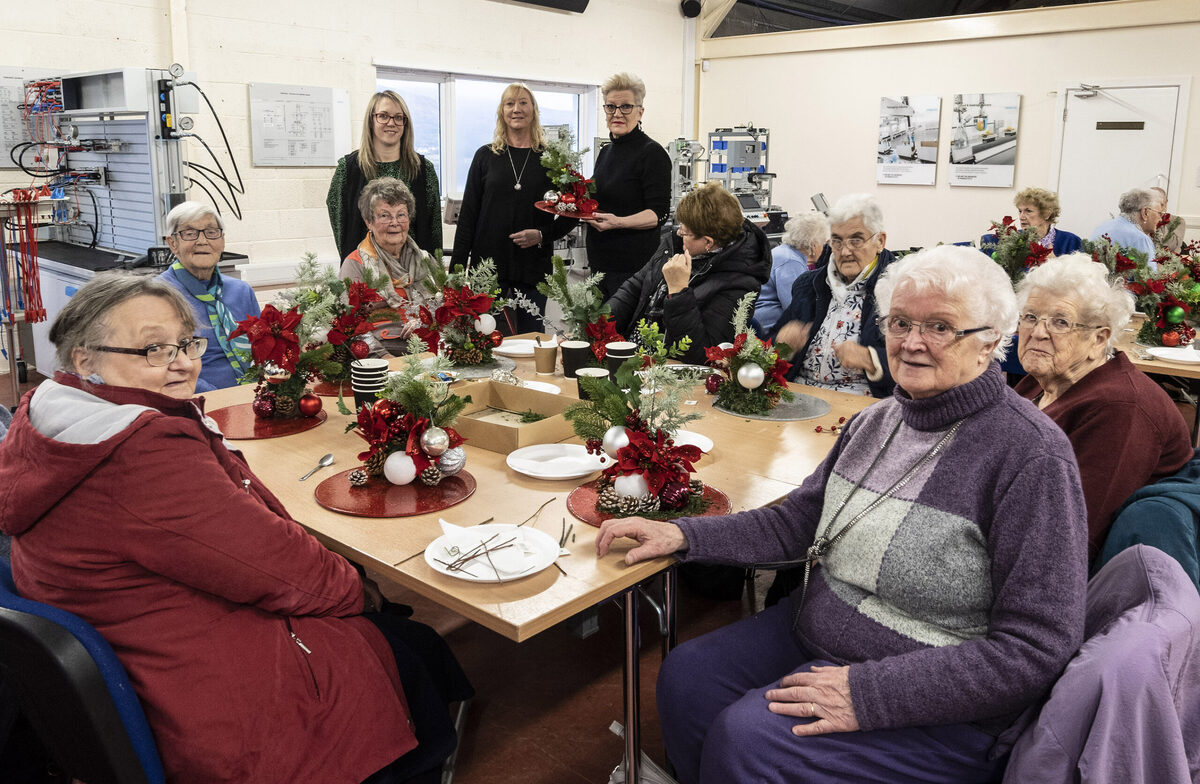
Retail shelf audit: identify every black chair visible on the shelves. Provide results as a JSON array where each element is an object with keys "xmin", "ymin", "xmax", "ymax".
[{"xmin": 0, "ymin": 558, "xmax": 164, "ymax": 784}]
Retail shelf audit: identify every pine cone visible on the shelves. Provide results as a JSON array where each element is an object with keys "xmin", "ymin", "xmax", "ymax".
[
  {"xmin": 273, "ymin": 395, "xmax": 297, "ymax": 418},
  {"xmin": 689, "ymin": 478, "xmax": 704, "ymax": 495},
  {"xmin": 364, "ymin": 450, "xmax": 387, "ymax": 476},
  {"xmin": 419, "ymin": 465, "xmax": 442, "ymax": 486},
  {"xmin": 348, "ymin": 468, "xmax": 368, "ymax": 487}
]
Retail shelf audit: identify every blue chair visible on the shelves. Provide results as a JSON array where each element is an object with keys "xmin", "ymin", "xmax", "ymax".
[{"xmin": 0, "ymin": 558, "xmax": 165, "ymax": 784}]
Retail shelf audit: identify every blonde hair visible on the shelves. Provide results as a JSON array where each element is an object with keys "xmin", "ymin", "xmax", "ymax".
[
  {"xmin": 357, "ymin": 91, "xmax": 420, "ymax": 182},
  {"xmin": 601, "ymin": 72, "xmax": 647, "ymax": 105},
  {"xmin": 1014, "ymin": 187, "xmax": 1061, "ymax": 225},
  {"xmin": 490, "ymin": 83, "xmax": 547, "ymax": 154}
]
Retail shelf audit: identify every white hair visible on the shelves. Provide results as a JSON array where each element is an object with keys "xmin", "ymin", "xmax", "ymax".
[
  {"xmin": 875, "ymin": 245, "xmax": 1018, "ymax": 360},
  {"xmin": 1118, "ymin": 188, "xmax": 1157, "ymax": 221},
  {"xmin": 827, "ymin": 193, "xmax": 884, "ymax": 235},
  {"xmin": 164, "ymin": 201, "xmax": 225, "ymax": 237},
  {"xmin": 1015, "ymin": 253, "xmax": 1134, "ymax": 347},
  {"xmin": 782, "ymin": 212, "xmax": 830, "ymax": 254}
]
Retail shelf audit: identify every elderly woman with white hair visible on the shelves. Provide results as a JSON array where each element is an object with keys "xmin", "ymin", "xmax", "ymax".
[
  {"xmin": 774, "ymin": 193, "xmax": 896, "ymax": 397},
  {"xmin": 1089, "ymin": 187, "xmax": 1160, "ymax": 262},
  {"xmin": 1014, "ymin": 253, "xmax": 1191, "ymax": 559},
  {"xmin": 751, "ymin": 212, "xmax": 830, "ymax": 334},
  {"xmin": 597, "ymin": 245, "xmax": 1088, "ymax": 784},
  {"xmin": 158, "ymin": 200, "xmax": 261, "ymax": 392}
]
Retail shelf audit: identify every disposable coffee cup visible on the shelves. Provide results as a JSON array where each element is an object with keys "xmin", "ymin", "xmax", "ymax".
[
  {"xmin": 533, "ymin": 341, "xmax": 558, "ymax": 375},
  {"xmin": 575, "ymin": 367, "xmax": 610, "ymax": 400},
  {"xmin": 351, "ymin": 358, "xmax": 389, "ymax": 374},
  {"xmin": 604, "ymin": 341, "xmax": 637, "ymax": 375},
  {"xmin": 560, "ymin": 340, "xmax": 593, "ymax": 379},
  {"xmin": 352, "ymin": 388, "xmax": 383, "ymax": 411}
]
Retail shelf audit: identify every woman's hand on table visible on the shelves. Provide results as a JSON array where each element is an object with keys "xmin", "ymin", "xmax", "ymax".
[
  {"xmin": 776, "ymin": 320, "xmax": 812, "ymax": 356},
  {"xmin": 596, "ymin": 517, "xmax": 687, "ymax": 565},
  {"xmin": 765, "ymin": 665, "xmax": 860, "ymax": 736},
  {"xmin": 509, "ymin": 229, "xmax": 542, "ymax": 249},
  {"xmin": 580, "ymin": 211, "xmax": 622, "ymax": 232}
]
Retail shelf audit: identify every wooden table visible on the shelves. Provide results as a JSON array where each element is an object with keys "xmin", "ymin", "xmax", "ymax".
[
  {"xmin": 1114, "ymin": 329, "xmax": 1200, "ymax": 439},
  {"xmin": 200, "ymin": 348, "xmax": 876, "ymax": 782}
]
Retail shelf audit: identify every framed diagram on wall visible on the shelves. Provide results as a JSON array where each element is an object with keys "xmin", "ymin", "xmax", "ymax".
[
  {"xmin": 876, "ymin": 95, "xmax": 940, "ymax": 186},
  {"xmin": 948, "ymin": 92, "xmax": 1021, "ymax": 187}
]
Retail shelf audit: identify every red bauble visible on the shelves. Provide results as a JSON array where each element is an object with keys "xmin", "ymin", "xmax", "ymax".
[
  {"xmin": 349, "ymin": 339, "xmax": 370, "ymax": 359},
  {"xmin": 704, "ymin": 374, "xmax": 723, "ymax": 395},
  {"xmin": 1162, "ymin": 331, "xmax": 1182, "ymax": 347},
  {"xmin": 559, "ymin": 192, "xmax": 576, "ymax": 204},
  {"xmin": 298, "ymin": 393, "xmax": 323, "ymax": 417},
  {"xmin": 658, "ymin": 481, "xmax": 690, "ymax": 511},
  {"xmin": 580, "ymin": 198, "xmax": 598, "ymax": 213},
  {"xmin": 251, "ymin": 396, "xmax": 275, "ymax": 419},
  {"xmin": 371, "ymin": 399, "xmax": 396, "ymax": 419}
]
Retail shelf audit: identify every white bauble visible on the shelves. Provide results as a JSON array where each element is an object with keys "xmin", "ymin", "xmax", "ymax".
[
  {"xmin": 613, "ymin": 473, "xmax": 650, "ymax": 499},
  {"xmin": 437, "ymin": 447, "xmax": 466, "ymax": 476},
  {"xmin": 737, "ymin": 363, "xmax": 766, "ymax": 390},
  {"xmin": 602, "ymin": 425, "xmax": 630, "ymax": 458},
  {"xmin": 542, "ymin": 190, "xmax": 559, "ymax": 204},
  {"xmin": 383, "ymin": 452, "xmax": 417, "ymax": 486},
  {"xmin": 419, "ymin": 426, "xmax": 450, "ymax": 457},
  {"xmin": 474, "ymin": 314, "xmax": 497, "ymax": 334}
]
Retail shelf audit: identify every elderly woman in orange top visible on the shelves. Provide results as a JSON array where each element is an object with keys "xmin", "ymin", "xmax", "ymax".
[{"xmin": 1014, "ymin": 253, "xmax": 1192, "ymax": 558}]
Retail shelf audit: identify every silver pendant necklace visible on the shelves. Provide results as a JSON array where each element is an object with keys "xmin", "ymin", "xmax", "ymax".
[{"xmin": 506, "ymin": 146, "xmax": 532, "ymax": 191}]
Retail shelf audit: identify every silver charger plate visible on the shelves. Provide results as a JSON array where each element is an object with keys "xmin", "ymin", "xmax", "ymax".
[{"xmin": 713, "ymin": 393, "xmax": 832, "ymax": 421}]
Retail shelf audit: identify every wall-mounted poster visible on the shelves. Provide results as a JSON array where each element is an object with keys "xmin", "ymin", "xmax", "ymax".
[
  {"xmin": 876, "ymin": 95, "xmax": 941, "ymax": 186},
  {"xmin": 948, "ymin": 92, "xmax": 1021, "ymax": 187}
]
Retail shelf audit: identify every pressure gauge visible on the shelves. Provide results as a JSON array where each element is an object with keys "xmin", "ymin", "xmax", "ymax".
[
  {"xmin": 169, "ymin": 63, "xmax": 186, "ymax": 79},
  {"xmin": 178, "ymin": 116, "xmax": 194, "ymax": 131}
]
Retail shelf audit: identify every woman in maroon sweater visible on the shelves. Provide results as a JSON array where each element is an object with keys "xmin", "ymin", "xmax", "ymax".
[{"xmin": 1014, "ymin": 253, "xmax": 1192, "ymax": 558}]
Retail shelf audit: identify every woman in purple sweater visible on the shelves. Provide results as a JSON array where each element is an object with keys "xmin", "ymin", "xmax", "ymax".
[{"xmin": 598, "ymin": 246, "xmax": 1088, "ymax": 783}]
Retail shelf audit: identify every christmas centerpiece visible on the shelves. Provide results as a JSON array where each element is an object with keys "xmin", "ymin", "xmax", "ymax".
[
  {"xmin": 1154, "ymin": 210, "xmax": 1184, "ymax": 254},
  {"xmin": 413, "ymin": 257, "xmax": 511, "ymax": 366},
  {"xmin": 230, "ymin": 302, "xmax": 341, "ymax": 420},
  {"xmin": 983, "ymin": 215, "xmax": 1054, "ymax": 284},
  {"xmin": 347, "ymin": 337, "xmax": 472, "ymax": 487},
  {"xmin": 536, "ymin": 255, "xmax": 625, "ymax": 361},
  {"xmin": 536, "ymin": 129, "xmax": 597, "ymax": 217},
  {"xmin": 564, "ymin": 322, "xmax": 725, "ymax": 521},
  {"xmin": 1087, "ymin": 236, "xmax": 1199, "ymax": 347},
  {"xmin": 704, "ymin": 293, "xmax": 794, "ymax": 416}
]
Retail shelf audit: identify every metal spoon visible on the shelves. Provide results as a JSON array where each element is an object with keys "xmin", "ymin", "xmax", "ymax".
[{"xmin": 299, "ymin": 453, "xmax": 335, "ymax": 481}]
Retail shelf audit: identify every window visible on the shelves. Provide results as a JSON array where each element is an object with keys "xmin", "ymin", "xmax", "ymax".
[{"xmin": 377, "ymin": 67, "xmax": 595, "ymax": 198}]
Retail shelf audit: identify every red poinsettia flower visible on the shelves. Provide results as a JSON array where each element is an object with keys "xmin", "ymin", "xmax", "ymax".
[
  {"xmin": 1127, "ymin": 282, "xmax": 1147, "ymax": 296},
  {"xmin": 586, "ymin": 316, "xmax": 624, "ymax": 361},
  {"xmin": 230, "ymin": 304, "xmax": 302, "ymax": 371},
  {"xmin": 1148, "ymin": 278, "xmax": 1167, "ymax": 295},
  {"xmin": 436, "ymin": 285, "xmax": 494, "ymax": 325},
  {"xmin": 604, "ymin": 429, "xmax": 703, "ymax": 496},
  {"xmin": 346, "ymin": 281, "xmax": 383, "ymax": 313},
  {"xmin": 1025, "ymin": 241, "xmax": 1053, "ymax": 268},
  {"xmin": 1113, "ymin": 251, "xmax": 1138, "ymax": 273},
  {"xmin": 1158, "ymin": 211, "xmax": 1172, "ymax": 230}
]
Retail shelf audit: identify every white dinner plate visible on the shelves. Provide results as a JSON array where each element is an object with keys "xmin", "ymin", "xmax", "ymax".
[
  {"xmin": 425, "ymin": 523, "xmax": 559, "ymax": 582},
  {"xmin": 672, "ymin": 429, "xmax": 714, "ymax": 453},
  {"xmin": 494, "ymin": 339, "xmax": 537, "ymax": 357},
  {"xmin": 506, "ymin": 443, "xmax": 607, "ymax": 480},
  {"xmin": 1147, "ymin": 346, "xmax": 1200, "ymax": 364}
]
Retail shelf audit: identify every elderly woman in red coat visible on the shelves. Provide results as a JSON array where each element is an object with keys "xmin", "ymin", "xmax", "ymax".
[{"xmin": 0, "ymin": 272, "xmax": 470, "ymax": 784}]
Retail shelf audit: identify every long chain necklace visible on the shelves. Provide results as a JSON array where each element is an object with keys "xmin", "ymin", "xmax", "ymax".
[
  {"xmin": 757, "ymin": 416, "xmax": 966, "ymax": 611},
  {"xmin": 506, "ymin": 146, "xmax": 532, "ymax": 191}
]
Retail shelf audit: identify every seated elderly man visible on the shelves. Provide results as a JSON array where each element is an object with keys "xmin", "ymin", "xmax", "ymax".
[
  {"xmin": 772, "ymin": 193, "xmax": 895, "ymax": 397},
  {"xmin": 1089, "ymin": 187, "xmax": 1159, "ymax": 262},
  {"xmin": 1151, "ymin": 185, "xmax": 1187, "ymax": 253},
  {"xmin": 752, "ymin": 212, "xmax": 830, "ymax": 334}
]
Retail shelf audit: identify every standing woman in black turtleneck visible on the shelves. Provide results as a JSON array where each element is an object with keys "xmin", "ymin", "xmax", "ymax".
[{"xmin": 582, "ymin": 73, "xmax": 671, "ymax": 300}]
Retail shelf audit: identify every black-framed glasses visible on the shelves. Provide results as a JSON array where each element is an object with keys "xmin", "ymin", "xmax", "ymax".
[
  {"xmin": 879, "ymin": 316, "xmax": 991, "ymax": 346},
  {"xmin": 372, "ymin": 112, "xmax": 406, "ymax": 125},
  {"xmin": 91, "ymin": 337, "xmax": 207, "ymax": 367},
  {"xmin": 829, "ymin": 233, "xmax": 877, "ymax": 250},
  {"xmin": 1017, "ymin": 312, "xmax": 1101, "ymax": 335},
  {"xmin": 602, "ymin": 103, "xmax": 641, "ymax": 116},
  {"xmin": 173, "ymin": 227, "xmax": 224, "ymax": 241}
]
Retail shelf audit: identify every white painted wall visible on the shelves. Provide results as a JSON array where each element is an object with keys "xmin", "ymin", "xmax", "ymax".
[
  {"xmin": 1, "ymin": 0, "xmax": 688, "ymax": 267},
  {"xmin": 696, "ymin": 0, "xmax": 1200, "ymax": 251}
]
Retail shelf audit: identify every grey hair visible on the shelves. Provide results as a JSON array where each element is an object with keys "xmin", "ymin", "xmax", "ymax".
[
  {"xmin": 1015, "ymin": 253, "xmax": 1133, "ymax": 347},
  {"xmin": 164, "ymin": 200, "xmax": 224, "ymax": 238},
  {"xmin": 48, "ymin": 272, "xmax": 198, "ymax": 372},
  {"xmin": 783, "ymin": 212, "xmax": 830, "ymax": 254},
  {"xmin": 875, "ymin": 245, "xmax": 1018, "ymax": 360},
  {"xmin": 602, "ymin": 72, "xmax": 647, "ymax": 105},
  {"xmin": 1118, "ymin": 188, "xmax": 1158, "ymax": 221},
  {"xmin": 827, "ymin": 193, "xmax": 884, "ymax": 236},
  {"xmin": 357, "ymin": 177, "xmax": 416, "ymax": 224}
]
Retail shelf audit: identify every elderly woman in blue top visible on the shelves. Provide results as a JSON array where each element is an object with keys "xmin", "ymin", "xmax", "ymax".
[
  {"xmin": 597, "ymin": 245, "xmax": 1087, "ymax": 784},
  {"xmin": 158, "ymin": 201, "xmax": 260, "ymax": 392},
  {"xmin": 751, "ymin": 212, "xmax": 829, "ymax": 334},
  {"xmin": 1089, "ymin": 187, "xmax": 1159, "ymax": 262}
]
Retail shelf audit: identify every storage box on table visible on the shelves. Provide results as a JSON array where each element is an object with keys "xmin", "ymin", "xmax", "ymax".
[{"xmin": 453, "ymin": 380, "xmax": 576, "ymax": 453}]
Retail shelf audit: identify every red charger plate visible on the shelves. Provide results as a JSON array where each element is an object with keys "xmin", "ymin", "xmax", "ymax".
[
  {"xmin": 207, "ymin": 403, "xmax": 327, "ymax": 440},
  {"xmin": 566, "ymin": 480, "xmax": 731, "ymax": 527},
  {"xmin": 534, "ymin": 200, "xmax": 598, "ymax": 220},
  {"xmin": 314, "ymin": 469, "xmax": 477, "ymax": 517}
]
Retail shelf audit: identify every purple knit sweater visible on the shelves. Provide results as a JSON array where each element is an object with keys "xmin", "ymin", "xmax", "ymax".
[{"xmin": 678, "ymin": 362, "xmax": 1088, "ymax": 732}]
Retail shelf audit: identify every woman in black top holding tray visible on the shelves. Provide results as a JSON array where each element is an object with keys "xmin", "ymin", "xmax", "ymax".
[
  {"xmin": 582, "ymin": 72, "xmax": 672, "ymax": 300},
  {"xmin": 452, "ymin": 83, "xmax": 573, "ymax": 334}
]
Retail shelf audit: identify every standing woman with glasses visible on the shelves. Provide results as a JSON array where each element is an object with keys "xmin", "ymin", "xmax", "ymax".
[
  {"xmin": 581, "ymin": 73, "xmax": 671, "ymax": 300},
  {"xmin": 451, "ymin": 83, "xmax": 574, "ymax": 334},
  {"xmin": 1013, "ymin": 253, "xmax": 1191, "ymax": 559},
  {"xmin": 328, "ymin": 90, "xmax": 442, "ymax": 258},
  {"xmin": 158, "ymin": 201, "xmax": 260, "ymax": 392}
]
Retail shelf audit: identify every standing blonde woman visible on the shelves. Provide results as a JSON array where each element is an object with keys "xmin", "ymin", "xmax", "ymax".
[
  {"xmin": 451, "ymin": 83, "xmax": 573, "ymax": 333},
  {"xmin": 328, "ymin": 90, "xmax": 442, "ymax": 258}
]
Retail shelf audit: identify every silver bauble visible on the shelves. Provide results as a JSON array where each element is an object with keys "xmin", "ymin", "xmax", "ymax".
[
  {"xmin": 437, "ymin": 447, "xmax": 466, "ymax": 476},
  {"xmin": 542, "ymin": 190, "xmax": 559, "ymax": 204},
  {"xmin": 602, "ymin": 425, "xmax": 630, "ymax": 458},
  {"xmin": 420, "ymin": 426, "xmax": 450, "ymax": 457},
  {"xmin": 736, "ymin": 363, "xmax": 766, "ymax": 390}
]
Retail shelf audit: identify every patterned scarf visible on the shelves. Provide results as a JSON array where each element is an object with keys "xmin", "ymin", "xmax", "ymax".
[{"xmin": 170, "ymin": 260, "xmax": 249, "ymax": 377}]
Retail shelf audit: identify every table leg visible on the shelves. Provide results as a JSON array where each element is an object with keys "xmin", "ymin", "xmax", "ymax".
[
  {"xmin": 622, "ymin": 586, "xmax": 641, "ymax": 784},
  {"xmin": 662, "ymin": 566, "xmax": 677, "ymax": 659}
]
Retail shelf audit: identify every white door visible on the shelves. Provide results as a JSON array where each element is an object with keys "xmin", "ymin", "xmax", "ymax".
[{"xmin": 1052, "ymin": 83, "xmax": 1183, "ymax": 238}]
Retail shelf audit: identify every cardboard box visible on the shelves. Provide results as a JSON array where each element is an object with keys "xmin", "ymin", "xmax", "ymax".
[{"xmin": 453, "ymin": 380, "xmax": 577, "ymax": 453}]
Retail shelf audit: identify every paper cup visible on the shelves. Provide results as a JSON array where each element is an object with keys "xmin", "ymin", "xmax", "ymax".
[
  {"xmin": 560, "ymin": 340, "xmax": 593, "ymax": 379},
  {"xmin": 575, "ymin": 367, "xmax": 610, "ymax": 400},
  {"xmin": 533, "ymin": 342, "xmax": 559, "ymax": 375},
  {"xmin": 604, "ymin": 341, "xmax": 637, "ymax": 375}
]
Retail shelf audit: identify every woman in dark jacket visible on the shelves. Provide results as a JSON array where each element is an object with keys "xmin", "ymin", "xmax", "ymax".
[{"xmin": 607, "ymin": 182, "xmax": 770, "ymax": 365}]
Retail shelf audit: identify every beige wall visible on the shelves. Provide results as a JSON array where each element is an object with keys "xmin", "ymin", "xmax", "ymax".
[
  {"xmin": 696, "ymin": 0, "xmax": 1200, "ymax": 250},
  {"xmin": 1, "ymin": 0, "xmax": 688, "ymax": 267}
]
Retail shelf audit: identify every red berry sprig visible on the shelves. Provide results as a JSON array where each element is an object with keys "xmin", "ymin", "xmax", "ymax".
[{"xmin": 813, "ymin": 416, "xmax": 847, "ymax": 435}]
